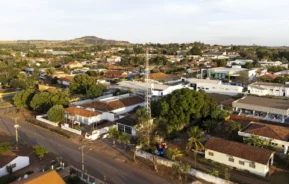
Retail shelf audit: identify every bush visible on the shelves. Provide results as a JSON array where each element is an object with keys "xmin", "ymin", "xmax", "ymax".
[
  {"xmin": 0, "ymin": 142, "xmax": 11, "ymax": 154},
  {"xmin": 50, "ymin": 128, "xmax": 70, "ymax": 138}
]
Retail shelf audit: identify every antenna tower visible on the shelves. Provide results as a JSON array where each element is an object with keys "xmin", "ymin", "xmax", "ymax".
[{"xmin": 145, "ymin": 48, "xmax": 151, "ymax": 118}]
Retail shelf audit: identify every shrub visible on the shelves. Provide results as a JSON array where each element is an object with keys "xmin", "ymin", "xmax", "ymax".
[
  {"xmin": 50, "ymin": 128, "xmax": 70, "ymax": 138},
  {"xmin": 0, "ymin": 142, "xmax": 11, "ymax": 154},
  {"xmin": 47, "ymin": 105, "xmax": 65, "ymax": 123}
]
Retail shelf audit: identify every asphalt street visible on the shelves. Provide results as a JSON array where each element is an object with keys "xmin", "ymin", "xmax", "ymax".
[{"xmin": 0, "ymin": 113, "xmax": 170, "ymax": 184}]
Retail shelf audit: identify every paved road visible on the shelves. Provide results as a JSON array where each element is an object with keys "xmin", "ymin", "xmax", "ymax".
[{"xmin": 0, "ymin": 113, "xmax": 170, "ymax": 184}]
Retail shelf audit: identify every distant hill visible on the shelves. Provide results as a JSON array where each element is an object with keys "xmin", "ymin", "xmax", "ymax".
[{"xmin": 0, "ymin": 36, "xmax": 130, "ymax": 47}]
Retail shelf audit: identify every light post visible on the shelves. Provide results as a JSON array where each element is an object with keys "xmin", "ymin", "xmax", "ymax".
[{"xmin": 13, "ymin": 117, "xmax": 20, "ymax": 150}]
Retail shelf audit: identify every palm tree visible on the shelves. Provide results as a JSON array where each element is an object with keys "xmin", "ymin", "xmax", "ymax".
[
  {"xmin": 245, "ymin": 135, "xmax": 264, "ymax": 147},
  {"xmin": 186, "ymin": 126, "xmax": 206, "ymax": 166},
  {"xmin": 168, "ymin": 148, "xmax": 183, "ymax": 161}
]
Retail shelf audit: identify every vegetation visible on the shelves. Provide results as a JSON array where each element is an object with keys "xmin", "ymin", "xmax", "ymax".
[
  {"xmin": 245, "ymin": 135, "xmax": 274, "ymax": 149},
  {"xmin": 47, "ymin": 105, "xmax": 65, "ymax": 123},
  {"xmin": 108, "ymin": 127, "xmax": 120, "ymax": 146},
  {"xmin": 86, "ymin": 84, "xmax": 103, "ymax": 98},
  {"xmin": 136, "ymin": 107, "xmax": 153, "ymax": 147},
  {"xmin": 0, "ymin": 142, "xmax": 11, "ymax": 154},
  {"xmin": 172, "ymin": 162, "xmax": 191, "ymax": 182},
  {"xmin": 166, "ymin": 148, "xmax": 183, "ymax": 161},
  {"xmin": 13, "ymin": 89, "xmax": 35, "ymax": 109},
  {"xmin": 70, "ymin": 74, "xmax": 95, "ymax": 95},
  {"xmin": 34, "ymin": 145, "xmax": 49, "ymax": 160}
]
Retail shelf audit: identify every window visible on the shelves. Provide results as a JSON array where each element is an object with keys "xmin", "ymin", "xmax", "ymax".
[
  {"xmin": 208, "ymin": 152, "xmax": 214, "ymax": 156},
  {"xmin": 118, "ymin": 124, "xmax": 124, "ymax": 132},
  {"xmin": 11, "ymin": 163, "xmax": 16, "ymax": 168},
  {"xmin": 239, "ymin": 161, "xmax": 244, "ymax": 165},
  {"xmin": 205, "ymin": 88, "xmax": 209, "ymax": 90},
  {"xmin": 249, "ymin": 163, "xmax": 255, "ymax": 168},
  {"xmin": 125, "ymin": 126, "xmax": 132, "ymax": 134},
  {"xmin": 228, "ymin": 158, "xmax": 234, "ymax": 162}
]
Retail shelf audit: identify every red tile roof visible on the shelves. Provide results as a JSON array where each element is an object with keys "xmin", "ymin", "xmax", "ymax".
[
  {"xmin": 260, "ymin": 73, "xmax": 277, "ymax": 80},
  {"xmin": 65, "ymin": 107, "xmax": 100, "ymax": 117},
  {"xmin": 104, "ymin": 70, "xmax": 126, "ymax": 78},
  {"xmin": 242, "ymin": 122, "xmax": 289, "ymax": 141},
  {"xmin": 149, "ymin": 72, "xmax": 170, "ymax": 80},
  {"xmin": 205, "ymin": 137, "xmax": 274, "ymax": 165}
]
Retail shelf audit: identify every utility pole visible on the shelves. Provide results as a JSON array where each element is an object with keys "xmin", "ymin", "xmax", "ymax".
[
  {"xmin": 79, "ymin": 145, "xmax": 92, "ymax": 172},
  {"xmin": 13, "ymin": 117, "xmax": 20, "ymax": 150},
  {"xmin": 145, "ymin": 48, "xmax": 151, "ymax": 118}
]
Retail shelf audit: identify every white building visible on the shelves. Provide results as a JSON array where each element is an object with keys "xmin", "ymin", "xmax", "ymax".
[
  {"xmin": 227, "ymin": 59, "xmax": 253, "ymax": 67},
  {"xmin": 0, "ymin": 149, "xmax": 31, "ymax": 177},
  {"xmin": 206, "ymin": 67, "xmax": 257, "ymax": 81},
  {"xmin": 116, "ymin": 116, "xmax": 137, "ymax": 136},
  {"xmin": 117, "ymin": 81, "xmax": 188, "ymax": 97},
  {"xmin": 205, "ymin": 137, "xmax": 274, "ymax": 177},
  {"xmin": 259, "ymin": 61, "xmax": 288, "ymax": 68},
  {"xmin": 238, "ymin": 122, "xmax": 289, "ymax": 154},
  {"xmin": 65, "ymin": 106, "xmax": 102, "ymax": 126},
  {"xmin": 185, "ymin": 78, "xmax": 243, "ymax": 96},
  {"xmin": 248, "ymin": 82, "xmax": 289, "ymax": 97}
]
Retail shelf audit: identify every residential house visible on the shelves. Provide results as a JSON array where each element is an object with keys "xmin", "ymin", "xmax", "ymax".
[
  {"xmin": 227, "ymin": 59, "xmax": 253, "ymax": 67},
  {"xmin": 104, "ymin": 70, "xmax": 128, "ymax": 79},
  {"xmin": 232, "ymin": 96, "xmax": 289, "ymax": 123},
  {"xmin": 11, "ymin": 170, "xmax": 65, "ymax": 184},
  {"xmin": 0, "ymin": 145, "xmax": 33, "ymax": 177},
  {"xmin": 248, "ymin": 82, "xmax": 289, "ymax": 97},
  {"xmin": 259, "ymin": 61, "xmax": 286, "ymax": 68},
  {"xmin": 65, "ymin": 106, "xmax": 101, "ymax": 126},
  {"xmin": 106, "ymin": 56, "xmax": 121, "ymax": 63},
  {"xmin": 57, "ymin": 76, "xmax": 74, "ymax": 87},
  {"xmin": 205, "ymin": 137, "xmax": 274, "ymax": 177},
  {"xmin": 148, "ymin": 72, "xmax": 181, "ymax": 84},
  {"xmin": 259, "ymin": 73, "xmax": 278, "ymax": 82},
  {"xmin": 65, "ymin": 62, "xmax": 83, "ymax": 69},
  {"xmin": 116, "ymin": 115, "xmax": 138, "ymax": 136},
  {"xmin": 238, "ymin": 122, "xmax": 289, "ymax": 154}
]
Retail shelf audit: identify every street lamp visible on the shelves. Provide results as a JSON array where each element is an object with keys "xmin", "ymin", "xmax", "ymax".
[{"xmin": 13, "ymin": 117, "xmax": 20, "ymax": 150}]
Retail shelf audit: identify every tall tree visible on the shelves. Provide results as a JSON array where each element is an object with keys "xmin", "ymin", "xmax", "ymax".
[
  {"xmin": 86, "ymin": 84, "xmax": 103, "ymax": 98},
  {"xmin": 13, "ymin": 89, "xmax": 35, "ymax": 109},
  {"xmin": 136, "ymin": 107, "xmax": 153, "ymax": 147},
  {"xmin": 70, "ymin": 74, "xmax": 95, "ymax": 94},
  {"xmin": 47, "ymin": 105, "xmax": 65, "ymax": 123}
]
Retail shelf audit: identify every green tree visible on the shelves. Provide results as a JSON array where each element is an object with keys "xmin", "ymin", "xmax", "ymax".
[
  {"xmin": 236, "ymin": 71, "xmax": 249, "ymax": 86},
  {"xmin": 86, "ymin": 84, "xmax": 103, "ymax": 98},
  {"xmin": 70, "ymin": 74, "xmax": 95, "ymax": 94},
  {"xmin": 45, "ymin": 68, "xmax": 55, "ymax": 77},
  {"xmin": 34, "ymin": 146, "xmax": 48, "ymax": 160},
  {"xmin": 13, "ymin": 89, "xmax": 35, "ymax": 109},
  {"xmin": 215, "ymin": 59, "xmax": 227, "ymax": 67},
  {"xmin": 108, "ymin": 127, "xmax": 120, "ymax": 146},
  {"xmin": 166, "ymin": 148, "xmax": 183, "ymax": 161},
  {"xmin": 172, "ymin": 162, "xmax": 191, "ymax": 182},
  {"xmin": 0, "ymin": 142, "xmax": 11, "ymax": 154},
  {"xmin": 136, "ymin": 107, "xmax": 152, "ymax": 147},
  {"xmin": 118, "ymin": 132, "xmax": 131, "ymax": 149},
  {"xmin": 47, "ymin": 105, "xmax": 65, "ymax": 123},
  {"xmin": 30, "ymin": 90, "xmax": 69, "ymax": 113},
  {"xmin": 244, "ymin": 62, "xmax": 254, "ymax": 69},
  {"xmin": 188, "ymin": 46, "xmax": 202, "ymax": 55},
  {"xmin": 186, "ymin": 126, "xmax": 206, "ymax": 166},
  {"xmin": 203, "ymin": 119, "xmax": 219, "ymax": 133}
]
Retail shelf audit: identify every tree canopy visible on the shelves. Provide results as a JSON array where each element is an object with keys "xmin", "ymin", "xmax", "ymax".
[
  {"xmin": 13, "ymin": 89, "xmax": 35, "ymax": 109},
  {"xmin": 47, "ymin": 105, "xmax": 65, "ymax": 123},
  {"xmin": 70, "ymin": 74, "xmax": 95, "ymax": 94},
  {"xmin": 86, "ymin": 84, "xmax": 103, "ymax": 98}
]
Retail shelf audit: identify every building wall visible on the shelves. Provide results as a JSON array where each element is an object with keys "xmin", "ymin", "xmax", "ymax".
[
  {"xmin": 205, "ymin": 149, "xmax": 271, "ymax": 177},
  {"xmin": 0, "ymin": 156, "xmax": 30, "ymax": 177},
  {"xmin": 248, "ymin": 85, "xmax": 289, "ymax": 97},
  {"xmin": 195, "ymin": 83, "xmax": 243, "ymax": 96},
  {"xmin": 116, "ymin": 123, "xmax": 136, "ymax": 136},
  {"xmin": 112, "ymin": 102, "xmax": 146, "ymax": 114}
]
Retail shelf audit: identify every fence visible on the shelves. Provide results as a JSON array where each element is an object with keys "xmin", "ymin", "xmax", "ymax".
[
  {"xmin": 69, "ymin": 165, "xmax": 105, "ymax": 184},
  {"xmin": 61, "ymin": 124, "xmax": 82, "ymax": 135},
  {"xmin": 136, "ymin": 150, "xmax": 234, "ymax": 184},
  {"xmin": 36, "ymin": 115, "xmax": 58, "ymax": 127}
]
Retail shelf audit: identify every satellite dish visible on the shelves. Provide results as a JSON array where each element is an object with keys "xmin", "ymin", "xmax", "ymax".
[{"xmin": 24, "ymin": 174, "xmax": 28, "ymax": 179}]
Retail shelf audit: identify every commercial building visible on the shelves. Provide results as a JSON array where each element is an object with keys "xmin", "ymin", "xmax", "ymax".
[
  {"xmin": 185, "ymin": 78, "xmax": 243, "ymax": 96},
  {"xmin": 238, "ymin": 122, "xmax": 289, "ymax": 154},
  {"xmin": 206, "ymin": 67, "xmax": 257, "ymax": 81},
  {"xmin": 205, "ymin": 137, "xmax": 274, "ymax": 177},
  {"xmin": 232, "ymin": 96, "xmax": 289, "ymax": 123},
  {"xmin": 248, "ymin": 82, "xmax": 289, "ymax": 97}
]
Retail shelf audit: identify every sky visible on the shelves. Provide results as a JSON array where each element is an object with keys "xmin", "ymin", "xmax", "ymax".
[{"xmin": 0, "ymin": 0, "xmax": 289, "ymax": 46}]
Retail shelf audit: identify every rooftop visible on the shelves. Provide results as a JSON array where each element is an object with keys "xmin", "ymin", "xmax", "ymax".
[
  {"xmin": 233, "ymin": 96, "xmax": 289, "ymax": 110},
  {"xmin": 118, "ymin": 81, "xmax": 170, "ymax": 91},
  {"xmin": 205, "ymin": 137, "xmax": 274, "ymax": 165},
  {"xmin": 83, "ymin": 96, "xmax": 144, "ymax": 112},
  {"xmin": 241, "ymin": 122, "xmax": 289, "ymax": 141},
  {"xmin": 23, "ymin": 170, "xmax": 65, "ymax": 184},
  {"xmin": 149, "ymin": 72, "xmax": 171, "ymax": 80},
  {"xmin": 186, "ymin": 78, "xmax": 221, "ymax": 84},
  {"xmin": 65, "ymin": 106, "xmax": 100, "ymax": 117},
  {"xmin": 249, "ymin": 82, "xmax": 284, "ymax": 87}
]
